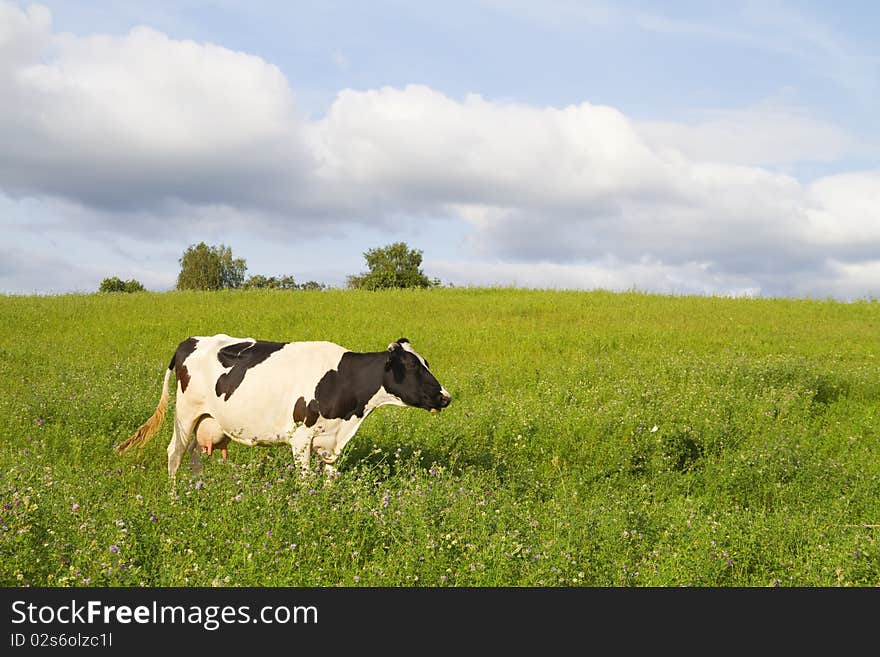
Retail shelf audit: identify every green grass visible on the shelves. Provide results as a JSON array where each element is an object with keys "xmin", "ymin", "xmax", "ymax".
[{"xmin": 2, "ymin": 287, "xmax": 879, "ymax": 586}]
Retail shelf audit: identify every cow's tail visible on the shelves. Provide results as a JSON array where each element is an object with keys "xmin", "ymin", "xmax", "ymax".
[{"xmin": 115, "ymin": 366, "xmax": 172, "ymax": 455}]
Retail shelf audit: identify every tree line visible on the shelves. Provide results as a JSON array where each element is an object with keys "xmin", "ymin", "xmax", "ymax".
[{"xmin": 99, "ymin": 241, "xmax": 439, "ymax": 293}]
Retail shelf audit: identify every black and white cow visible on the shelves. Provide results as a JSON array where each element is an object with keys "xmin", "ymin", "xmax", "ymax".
[{"xmin": 116, "ymin": 334, "xmax": 451, "ymax": 477}]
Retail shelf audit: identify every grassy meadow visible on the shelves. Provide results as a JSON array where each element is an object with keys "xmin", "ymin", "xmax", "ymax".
[{"xmin": 1, "ymin": 287, "xmax": 879, "ymax": 587}]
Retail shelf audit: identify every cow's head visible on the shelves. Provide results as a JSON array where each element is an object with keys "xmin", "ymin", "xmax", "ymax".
[{"xmin": 383, "ymin": 338, "xmax": 451, "ymax": 413}]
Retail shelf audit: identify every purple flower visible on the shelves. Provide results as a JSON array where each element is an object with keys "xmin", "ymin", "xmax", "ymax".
[
  {"xmin": 149, "ymin": 514, "xmax": 158, "ymax": 522},
  {"xmin": 381, "ymin": 493, "xmax": 390, "ymax": 508},
  {"xmin": 194, "ymin": 480, "xmax": 204, "ymax": 490},
  {"xmin": 71, "ymin": 503, "xmax": 80, "ymax": 511},
  {"xmin": 109, "ymin": 545, "xmax": 119, "ymax": 554},
  {"xmin": 35, "ymin": 418, "xmax": 45, "ymax": 426}
]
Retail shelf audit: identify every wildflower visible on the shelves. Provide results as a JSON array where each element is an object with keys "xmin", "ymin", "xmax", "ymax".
[
  {"xmin": 650, "ymin": 425, "xmax": 658, "ymax": 433},
  {"xmin": 194, "ymin": 480, "xmax": 205, "ymax": 490},
  {"xmin": 35, "ymin": 418, "xmax": 45, "ymax": 426},
  {"xmin": 149, "ymin": 514, "xmax": 158, "ymax": 522},
  {"xmin": 353, "ymin": 576, "xmax": 360, "ymax": 583},
  {"xmin": 381, "ymin": 493, "xmax": 390, "ymax": 508},
  {"xmin": 71, "ymin": 503, "xmax": 79, "ymax": 512},
  {"xmin": 109, "ymin": 545, "xmax": 119, "ymax": 554}
]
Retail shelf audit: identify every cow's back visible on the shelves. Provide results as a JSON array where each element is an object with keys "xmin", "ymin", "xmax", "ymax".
[{"xmin": 178, "ymin": 335, "xmax": 348, "ymax": 440}]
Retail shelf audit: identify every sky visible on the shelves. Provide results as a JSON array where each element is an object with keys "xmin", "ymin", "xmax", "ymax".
[{"xmin": 2, "ymin": 1, "xmax": 879, "ymax": 298}]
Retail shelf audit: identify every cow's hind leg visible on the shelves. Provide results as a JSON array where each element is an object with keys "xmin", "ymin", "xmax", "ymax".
[{"xmin": 167, "ymin": 413, "xmax": 198, "ymax": 478}]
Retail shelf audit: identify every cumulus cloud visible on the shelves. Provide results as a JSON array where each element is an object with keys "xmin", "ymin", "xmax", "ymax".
[
  {"xmin": 0, "ymin": 3, "xmax": 311, "ymax": 214},
  {"xmin": 636, "ymin": 103, "xmax": 864, "ymax": 167},
  {"xmin": 308, "ymin": 84, "xmax": 878, "ymax": 295},
  {"xmin": 1, "ymin": 1, "xmax": 879, "ymax": 298},
  {"xmin": 307, "ymin": 85, "xmax": 678, "ymax": 212}
]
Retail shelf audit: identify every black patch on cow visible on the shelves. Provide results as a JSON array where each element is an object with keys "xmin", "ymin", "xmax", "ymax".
[
  {"xmin": 214, "ymin": 340, "xmax": 286, "ymax": 401},
  {"xmin": 313, "ymin": 352, "xmax": 388, "ymax": 421},
  {"xmin": 171, "ymin": 337, "xmax": 199, "ymax": 393},
  {"xmin": 293, "ymin": 396, "xmax": 320, "ymax": 428}
]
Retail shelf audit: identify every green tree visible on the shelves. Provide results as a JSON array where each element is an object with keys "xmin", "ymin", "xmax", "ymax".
[
  {"xmin": 243, "ymin": 274, "xmax": 300, "ymax": 290},
  {"xmin": 176, "ymin": 242, "xmax": 246, "ymax": 291},
  {"xmin": 99, "ymin": 276, "xmax": 125, "ymax": 293},
  {"xmin": 99, "ymin": 276, "xmax": 145, "ymax": 293},
  {"xmin": 346, "ymin": 242, "xmax": 438, "ymax": 290}
]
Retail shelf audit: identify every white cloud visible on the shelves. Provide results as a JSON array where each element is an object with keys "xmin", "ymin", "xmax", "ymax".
[
  {"xmin": 636, "ymin": 103, "xmax": 864, "ymax": 166},
  {"xmin": 427, "ymin": 257, "xmax": 762, "ymax": 297},
  {"xmin": 307, "ymin": 84, "xmax": 678, "ymax": 212},
  {"xmin": 805, "ymin": 171, "xmax": 880, "ymax": 246},
  {"xmin": 0, "ymin": 4, "xmax": 310, "ymax": 212}
]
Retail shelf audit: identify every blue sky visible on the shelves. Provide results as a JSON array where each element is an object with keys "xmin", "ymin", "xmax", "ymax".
[{"xmin": 2, "ymin": 1, "xmax": 879, "ymax": 297}]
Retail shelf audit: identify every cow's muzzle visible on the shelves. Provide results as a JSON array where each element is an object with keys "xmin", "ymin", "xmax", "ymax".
[{"xmin": 430, "ymin": 390, "xmax": 452, "ymax": 413}]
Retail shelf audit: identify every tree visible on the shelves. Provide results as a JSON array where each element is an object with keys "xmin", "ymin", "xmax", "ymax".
[
  {"xmin": 346, "ymin": 242, "xmax": 438, "ymax": 290},
  {"xmin": 243, "ymin": 274, "xmax": 299, "ymax": 290},
  {"xmin": 176, "ymin": 242, "xmax": 246, "ymax": 291},
  {"xmin": 99, "ymin": 276, "xmax": 145, "ymax": 293}
]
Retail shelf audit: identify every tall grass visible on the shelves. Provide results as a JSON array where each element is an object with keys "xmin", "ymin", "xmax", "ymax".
[{"xmin": 1, "ymin": 288, "xmax": 878, "ymax": 586}]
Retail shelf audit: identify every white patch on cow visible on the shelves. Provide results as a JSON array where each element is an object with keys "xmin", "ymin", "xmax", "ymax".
[{"xmin": 367, "ymin": 385, "xmax": 408, "ymax": 409}]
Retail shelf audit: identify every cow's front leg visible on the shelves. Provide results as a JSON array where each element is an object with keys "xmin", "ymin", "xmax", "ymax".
[{"xmin": 289, "ymin": 426, "xmax": 314, "ymax": 475}]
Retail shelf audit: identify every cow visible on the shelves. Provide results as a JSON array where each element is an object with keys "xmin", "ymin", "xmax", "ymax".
[{"xmin": 115, "ymin": 334, "xmax": 451, "ymax": 478}]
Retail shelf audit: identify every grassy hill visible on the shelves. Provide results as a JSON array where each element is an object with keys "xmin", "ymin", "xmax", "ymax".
[{"xmin": 1, "ymin": 287, "xmax": 879, "ymax": 586}]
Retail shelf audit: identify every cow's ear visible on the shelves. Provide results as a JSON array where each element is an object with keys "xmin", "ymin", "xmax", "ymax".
[{"xmin": 385, "ymin": 341, "xmax": 401, "ymax": 369}]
